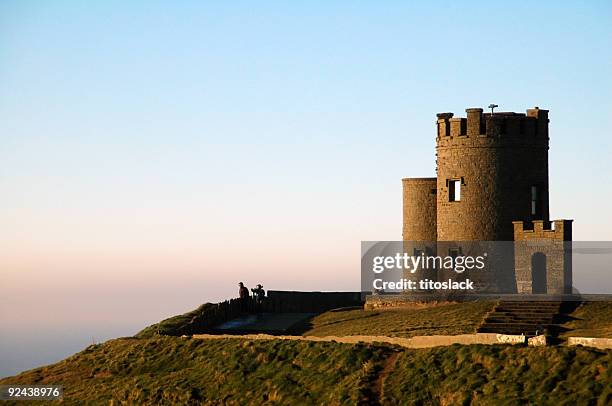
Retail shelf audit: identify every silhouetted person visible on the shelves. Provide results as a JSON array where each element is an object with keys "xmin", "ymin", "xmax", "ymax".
[
  {"xmin": 238, "ymin": 282, "xmax": 250, "ymax": 312},
  {"xmin": 251, "ymin": 284, "xmax": 265, "ymax": 306}
]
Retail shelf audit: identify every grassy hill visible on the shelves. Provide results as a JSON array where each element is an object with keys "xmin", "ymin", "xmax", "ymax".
[
  {"xmin": 3, "ymin": 301, "xmax": 612, "ymax": 404},
  {"xmin": 383, "ymin": 343, "xmax": 611, "ymax": 405},
  {"xmin": 301, "ymin": 301, "xmax": 495, "ymax": 337},
  {"xmin": 1, "ymin": 336, "xmax": 610, "ymax": 405},
  {"xmin": 559, "ymin": 301, "xmax": 612, "ymax": 338},
  {"xmin": 136, "ymin": 303, "xmax": 215, "ymax": 338}
]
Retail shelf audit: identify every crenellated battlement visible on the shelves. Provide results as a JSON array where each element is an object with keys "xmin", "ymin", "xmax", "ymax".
[
  {"xmin": 436, "ymin": 107, "xmax": 549, "ymax": 147},
  {"xmin": 512, "ymin": 219, "xmax": 573, "ymax": 241}
]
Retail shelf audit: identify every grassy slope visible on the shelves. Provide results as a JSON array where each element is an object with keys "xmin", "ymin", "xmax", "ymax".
[
  {"xmin": 301, "ymin": 301, "xmax": 495, "ymax": 338},
  {"xmin": 1, "ymin": 337, "xmax": 609, "ymax": 405},
  {"xmin": 0, "ymin": 337, "xmax": 389, "ymax": 405},
  {"xmin": 136, "ymin": 303, "xmax": 215, "ymax": 338},
  {"xmin": 560, "ymin": 302, "xmax": 612, "ymax": 338},
  {"xmin": 384, "ymin": 344, "xmax": 611, "ymax": 405}
]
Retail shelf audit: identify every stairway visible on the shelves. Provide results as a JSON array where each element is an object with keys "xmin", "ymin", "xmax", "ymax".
[{"xmin": 477, "ymin": 300, "xmax": 578, "ymax": 337}]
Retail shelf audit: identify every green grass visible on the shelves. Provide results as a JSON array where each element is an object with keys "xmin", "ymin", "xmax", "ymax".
[
  {"xmin": 384, "ymin": 344, "xmax": 611, "ymax": 405},
  {"xmin": 136, "ymin": 303, "xmax": 215, "ymax": 338},
  {"xmin": 301, "ymin": 301, "xmax": 495, "ymax": 338},
  {"xmin": 1, "ymin": 337, "xmax": 609, "ymax": 405},
  {"xmin": 560, "ymin": 302, "xmax": 612, "ymax": 338},
  {"xmin": 0, "ymin": 337, "xmax": 389, "ymax": 405}
]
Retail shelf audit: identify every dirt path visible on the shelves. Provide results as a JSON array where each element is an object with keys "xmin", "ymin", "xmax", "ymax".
[{"xmin": 375, "ymin": 351, "xmax": 401, "ymax": 402}]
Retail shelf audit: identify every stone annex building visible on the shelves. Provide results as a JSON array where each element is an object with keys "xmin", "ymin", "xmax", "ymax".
[{"xmin": 402, "ymin": 106, "xmax": 573, "ymax": 294}]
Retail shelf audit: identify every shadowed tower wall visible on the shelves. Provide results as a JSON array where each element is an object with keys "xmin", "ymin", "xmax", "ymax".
[{"xmin": 435, "ymin": 107, "xmax": 550, "ymax": 241}]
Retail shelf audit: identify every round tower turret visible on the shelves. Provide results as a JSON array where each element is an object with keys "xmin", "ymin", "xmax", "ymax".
[
  {"xmin": 402, "ymin": 177, "xmax": 437, "ymax": 241},
  {"xmin": 435, "ymin": 107, "xmax": 550, "ymax": 241}
]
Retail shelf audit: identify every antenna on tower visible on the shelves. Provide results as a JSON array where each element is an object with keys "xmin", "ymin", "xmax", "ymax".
[{"xmin": 488, "ymin": 103, "xmax": 498, "ymax": 115}]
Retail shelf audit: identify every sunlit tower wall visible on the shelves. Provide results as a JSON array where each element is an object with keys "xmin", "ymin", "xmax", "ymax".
[
  {"xmin": 402, "ymin": 178, "xmax": 437, "ymax": 241},
  {"xmin": 435, "ymin": 107, "xmax": 550, "ymax": 241}
]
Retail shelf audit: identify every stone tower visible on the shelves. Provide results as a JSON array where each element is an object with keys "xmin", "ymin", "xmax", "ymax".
[
  {"xmin": 400, "ymin": 106, "xmax": 573, "ymax": 294},
  {"xmin": 403, "ymin": 107, "xmax": 551, "ymax": 242}
]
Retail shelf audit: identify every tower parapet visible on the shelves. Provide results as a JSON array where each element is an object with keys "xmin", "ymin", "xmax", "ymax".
[
  {"xmin": 513, "ymin": 220, "xmax": 573, "ymax": 241},
  {"xmin": 436, "ymin": 107, "xmax": 549, "ymax": 149}
]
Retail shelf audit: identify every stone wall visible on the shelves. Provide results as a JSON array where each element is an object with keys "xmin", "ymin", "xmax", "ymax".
[
  {"xmin": 265, "ymin": 290, "xmax": 363, "ymax": 313},
  {"xmin": 148, "ymin": 291, "xmax": 363, "ymax": 336},
  {"xmin": 567, "ymin": 337, "xmax": 612, "ymax": 349},
  {"xmin": 193, "ymin": 332, "xmax": 528, "ymax": 348}
]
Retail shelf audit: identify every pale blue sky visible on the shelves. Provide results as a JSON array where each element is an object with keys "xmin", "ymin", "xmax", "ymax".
[
  {"xmin": 0, "ymin": 1, "xmax": 611, "ymax": 377},
  {"xmin": 2, "ymin": 2, "xmax": 610, "ymax": 237}
]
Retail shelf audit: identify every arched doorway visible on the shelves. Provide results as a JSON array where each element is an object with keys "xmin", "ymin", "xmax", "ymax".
[{"xmin": 531, "ymin": 252, "xmax": 547, "ymax": 293}]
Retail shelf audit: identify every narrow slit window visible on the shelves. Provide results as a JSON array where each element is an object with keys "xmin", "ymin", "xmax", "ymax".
[
  {"xmin": 531, "ymin": 185, "xmax": 541, "ymax": 216},
  {"xmin": 449, "ymin": 180, "xmax": 461, "ymax": 201}
]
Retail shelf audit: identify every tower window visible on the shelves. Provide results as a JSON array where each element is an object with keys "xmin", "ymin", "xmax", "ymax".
[
  {"xmin": 449, "ymin": 180, "xmax": 461, "ymax": 201},
  {"xmin": 531, "ymin": 185, "xmax": 542, "ymax": 216}
]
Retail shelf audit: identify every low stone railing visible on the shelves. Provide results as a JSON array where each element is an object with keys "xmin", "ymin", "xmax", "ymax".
[{"xmin": 567, "ymin": 337, "xmax": 612, "ymax": 349}]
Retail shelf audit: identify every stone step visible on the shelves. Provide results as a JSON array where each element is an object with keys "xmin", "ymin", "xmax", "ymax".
[
  {"xmin": 485, "ymin": 312, "xmax": 558, "ymax": 319},
  {"xmin": 495, "ymin": 303, "xmax": 561, "ymax": 307},
  {"xmin": 491, "ymin": 309, "xmax": 559, "ymax": 315},
  {"xmin": 496, "ymin": 301, "xmax": 562, "ymax": 306},
  {"xmin": 479, "ymin": 322, "xmax": 548, "ymax": 329},
  {"xmin": 495, "ymin": 308, "xmax": 561, "ymax": 313},
  {"xmin": 487, "ymin": 310, "xmax": 558, "ymax": 316},
  {"xmin": 484, "ymin": 315, "xmax": 555, "ymax": 323},
  {"xmin": 483, "ymin": 323, "xmax": 553, "ymax": 330},
  {"xmin": 495, "ymin": 305, "xmax": 561, "ymax": 311},
  {"xmin": 493, "ymin": 311, "xmax": 560, "ymax": 316},
  {"xmin": 499, "ymin": 301, "xmax": 561, "ymax": 308},
  {"xmin": 478, "ymin": 327, "xmax": 540, "ymax": 335},
  {"xmin": 476, "ymin": 300, "xmax": 577, "ymax": 337}
]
